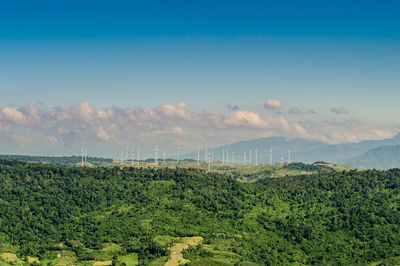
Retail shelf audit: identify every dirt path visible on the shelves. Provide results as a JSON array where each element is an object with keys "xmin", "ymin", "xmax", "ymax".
[{"xmin": 164, "ymin": 236, "xmax": 203, "ymax": 266}]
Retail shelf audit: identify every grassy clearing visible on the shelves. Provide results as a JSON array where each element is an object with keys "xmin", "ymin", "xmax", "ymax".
[
  {"xmin": 93, "ymin": 261, "xmax": 112, "ymax": 265},
  {"xmin": 0, "ymin": 243, "xmax": 19, "ymax": 254},
  {"xmin": 165, "ymin": 236, "xmax": 203, "ymax": 266},
  {"xmin": 368, "ymin": 256, "xmax": 400, "ymax": 266},
  {"xmin": 153, "ymin": 235, "xmax": 176, "ymax": 247},
  {"xmin": 118, "ymin": 253, "xmax": 139, "ymax": 266},
  {"xmin": 101, "ymin": 243, "xmax": 122, "ymax": 253},
  {"xmin": 27, "ymin": 256, "xmax": 40, "ymax": 264},
  {"xmin": 76, "ymin": 261, "xmax": 95, "ymax": 266},
  {"xmin": 187, "ymin": 257, "xmax": 231, "ymax": 265},
  {"xmin": 0, "ymin": 253, "xmax": 23, "ymax": 265},
  {"xmin": 91, "ymin": 243, "xmax": 123, "ymax": 261},
  {"xmin": 182, "ymin": 237, "xmax": 244, "ymax": 265},
  {"xmin": 50, "ymin": 256, "xmax": 76, "ymax": 265},
  {"xmin": 148, "ymin": 256, "xmax": 169, "ymax": 266}
]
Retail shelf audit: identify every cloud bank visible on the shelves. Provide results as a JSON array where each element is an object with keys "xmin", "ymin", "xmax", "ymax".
[{"xmin": 0, "ymin": 102, "xmax": 395, "ymax": 155}]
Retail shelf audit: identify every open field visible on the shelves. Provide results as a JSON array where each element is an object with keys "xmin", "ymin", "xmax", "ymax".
[
  {"xmin": 0, "ymin": 253, "xmax": 23, "ymax": 265},
  {"xmin": 165, "ymin": 236, "xmax": 203, "ymax": 266}
]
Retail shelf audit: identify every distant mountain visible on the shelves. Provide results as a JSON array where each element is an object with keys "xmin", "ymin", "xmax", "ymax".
[
  {"xmin": 342, "ymin": 145, "xmax": 400, "ymax": 170},
  {"xmin": 182, "ymin": 134, "xmax": 400, "ymax": 164}
]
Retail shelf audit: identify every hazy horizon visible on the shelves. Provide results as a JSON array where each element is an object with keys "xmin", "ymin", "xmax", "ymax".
[{"xmin": 1, "ymin": 1, "xmax": 400, "ymax": 157}]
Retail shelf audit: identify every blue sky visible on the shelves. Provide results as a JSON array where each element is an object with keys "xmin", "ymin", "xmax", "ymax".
[{"xmin": 0, "ymin": 0, "xmax": 399, "ymax": 156}]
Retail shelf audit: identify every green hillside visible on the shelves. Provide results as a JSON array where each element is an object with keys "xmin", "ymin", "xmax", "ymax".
[
  {"xmin": 0, "ymin": 159, "xmax": 400, "ymax": 265},
  {"xmin": 0, "ymin": 155, "xmax": 113, "ymax": 166}
]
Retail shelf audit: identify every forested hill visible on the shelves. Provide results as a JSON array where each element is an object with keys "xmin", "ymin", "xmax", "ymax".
[
  {"xmin": 0, "ymin": 154, "xmax": 112, "ymax": 166},
  {"xmin": 1, "ymin": 159, "xmax": 400, "ymax": 265}
]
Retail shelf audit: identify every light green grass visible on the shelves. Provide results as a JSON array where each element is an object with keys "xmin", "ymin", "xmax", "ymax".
[
  {"xmin": 0, "ymin": 243, "xmax": 19, "ymax": 254},
  {"xmin": 60, "ymin": 250, "xmax": 76, "ymax": 257},
  {"xmin": 0, "ymin": 253, "xmax": 23, "ymax": 265},
  {"xmin": 118, "ymin": 253, "xmax": 139, "ymax": 266},
  {"xmin": 50, "ymin": 256, "xmax": 77, "ymax": 265},
  {"xmin": 368, "ymin": 256, "xmax": 400, "ymax": 266},
  {"xmin": 148, "ymin": 256, "xmax": 169, "ymax": 266},
  {"xmin": 76, "ymin": 260, "xmax": 96, "ymax": 266},
  {"xmin": 101, "ymin": 243, "xmax": 122, "ymax": 253},
  {"xmin": 27, "ymin": 256, "xmax": 40, "ymax": 264},
  {"xmin": 153, "ymin": 235, "xmax": 175, "ymax": 246}
]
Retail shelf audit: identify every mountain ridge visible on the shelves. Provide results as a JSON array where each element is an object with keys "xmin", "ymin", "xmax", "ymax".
[
  {"xmin": 182, "ymin": 133, "xmax": 400, "ymax": 165},
  {"xmin": 343, "ymin": 144, "xmax": 400, "ymax": 170}
]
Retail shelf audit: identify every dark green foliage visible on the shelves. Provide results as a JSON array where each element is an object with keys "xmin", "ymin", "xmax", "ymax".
[
  {"xmin": 1, "ymin": 159, "xmax": 400, "ymax": 264},
  {"xmin": 283, "ymin": 162, "xmax": 334, "ymax": 172},
  {"xmin": 0, "ymin": 155, "xmax": 112, "ymax": 166}
]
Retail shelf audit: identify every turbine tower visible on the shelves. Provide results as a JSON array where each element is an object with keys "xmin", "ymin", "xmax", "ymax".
[
  {"xmin": 270, "ymin": 148, "xmax": 273, "ymax": 165},
  {"xmin": 207, "ymin": 152, "xmax": 211, "ymax": 172},
  {"xmin": 197, "ymin": 145, "xmax": 200, "ymax": 165},
  {"xmin": 232, "ymin": 151, "xmax": 235, "ymax": 166},
  {"xmin": 222, "ymin": 148, "xmax": 225, "ymax": 165},
  {"xmin": 176, "ymin": 145, "xmax": 180, "ymax": 163},
  {"xmin": 226, "ymin": 149, "xmax": 229, "ymax": 165},
  {"xmin": 154, "ymin": 144, "xmax": 159, "ymax": 164},
  {"xmin": 131, "ymin": 146, "xmax": 134, "ymax": 166},
  {"xmin": 249, "ymin": 150, "xmax": 252, "ymax": 165},
  {"xmin": 288, "ymin": 150, "xmax": 291, "ymax": 164},
  {"xmin": 280, "ymin": 152, "xmax": 284, "ymax": 165},
  {"xmin": 243, "ymin": 151, "xmax": 246, "ymax": 166},
  {"xmin": 81, "ymin": 144, "xmax": 84, "ymax": 167},
  {"xmin": 85, "ymin": 147, "xmax": 87, "ymax": 163},
  {"xmin": 163, "ymin": 151, "xmax": 166, "ymax": 164},
  {"xmin": 255, "ymin": 147, "xmax": 258, "ymax": 165},
  {"xmin": 137, "ymin": 148, "xmax": 140, "ymax": 166}
]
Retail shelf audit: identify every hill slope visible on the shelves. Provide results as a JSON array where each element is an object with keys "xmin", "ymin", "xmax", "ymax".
[
  {"xmin": 0, "ymin": 154, "xmax": 112, "ymax": 166},
  {"xmin": 1, "ymin": 160, "xmax": 400, "ymax": 265},
  {"xmin": 183, "ymin": 134, "xmax": 400, "ymax": 164},
  {"xmin": 343, "ymin": 145, "xmax": 400, "ymax": 170}
]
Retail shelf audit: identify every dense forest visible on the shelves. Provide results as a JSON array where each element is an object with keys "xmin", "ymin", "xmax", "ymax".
[
  {"xmin": 282, "ymin": 162, "xmax": 334, "ymax": 172},
  {"xmin": 0, "ymin": 159, "xmax": 400, "ymax": 265}
]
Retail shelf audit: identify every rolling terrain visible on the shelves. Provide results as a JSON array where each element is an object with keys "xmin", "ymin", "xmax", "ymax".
[{"xmin": 0, "ymin": 159, "xmax": 400, "ymax": 265}]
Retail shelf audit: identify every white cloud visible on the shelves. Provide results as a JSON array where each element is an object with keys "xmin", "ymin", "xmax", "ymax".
[
  {"xmin": 96, "ymin": 126, "xmax": 113, "ymax": 142},
  {"xmin": 225, "ymin": 110, "xmax": 269, "ymax": 128},
  {"xmin": 1, "ymin": 107, "xmax": 28, "ymax": 124},
  {"xmin": 264, "ymin": 99, "xmax": 282, "ymax": 109},
  {"xmin": 0, "ymin": 102, "xmax": 395, "ymax": 152},
  {"xmin": 153, "ymin": 127, "xmax": 187, "ymax": 137}
]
